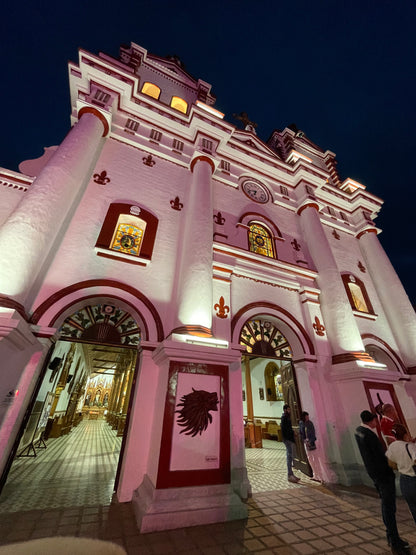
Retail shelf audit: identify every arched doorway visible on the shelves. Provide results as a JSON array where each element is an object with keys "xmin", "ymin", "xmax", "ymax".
[
  {"xmin": 239, "ymin": 317, "xmax": 311, "ymax": 477},
  {"xmin": 0, "ymin": 302, "xmax": 140, "ymax": 511}
]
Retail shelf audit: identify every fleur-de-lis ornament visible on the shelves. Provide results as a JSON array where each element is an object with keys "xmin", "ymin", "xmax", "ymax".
[
  {"xmin": 93, "ymin": 170, "xmax": 110, "ymax": 185},
  {"xmin": 214, "ymin": 296, "xmax": 230, "ymax": 319},
  {"xmin": 313, "ymin": 316, "xmax": 325, "ymax": 336},
  {"xmin": 170, "ymin": 197, "xmax": 183, "ymax": 211},
  {"xmin": 143, "ymin": 154, "xmax": 155, "ymax": 167},
  {"xmin": 213, "ymin": 212, "xmax": 225, "ymax": 225}
]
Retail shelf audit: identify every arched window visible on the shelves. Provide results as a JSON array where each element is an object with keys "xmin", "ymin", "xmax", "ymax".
[
  {"xmin": 342, "ymin": 274, "xmax": 374, "ymax": 314},
  {"xmin": 95, "ymin": 203, "xmax": 158, "ymax": 265},
  {"xmin": 264, "ymin": 362, "xmax": 284, "ymax": 401},
  {"xmin": 248, "ymin": 223, "xmax": 275, "ymax": 258},
  {"xmin": 170, "ymin": 96, "xmax": 188, "ymax": 114},
  {"xmin": 141, "ymin": 82, "xmax": 161, "ymax": 100}
]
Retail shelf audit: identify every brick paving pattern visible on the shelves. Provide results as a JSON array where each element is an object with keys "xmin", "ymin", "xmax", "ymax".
[{"xmin": 0, "ymin": 420, "xmax": 415, "ymax": 553}]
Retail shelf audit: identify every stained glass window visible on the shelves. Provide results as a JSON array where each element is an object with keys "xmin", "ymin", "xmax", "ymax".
[
  {"xmin": 109, "ymin": 214, "xmax": 146, "ymax": 257},
  {"xmin": 239, "ymin": 319, "xmax": 292, "ymax": 358},
  {"xmin": 348, "ymin": 282, "xmax": 369, "ymax": 312},
  {"xmin": 342, "ymin": 274, "xmax": 373, "ymax": 314},
  {"xmin": 111, "ymin": 223, "xmax": 144, "ymax": 256},
  {"xmin": 248, "ymin": 223, "xmax": 274, "ymax": 258}
]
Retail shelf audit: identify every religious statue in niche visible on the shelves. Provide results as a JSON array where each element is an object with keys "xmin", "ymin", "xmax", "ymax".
[{"xmin": 175, "ymin": 388, "xmax": 219, "ymax": 437}]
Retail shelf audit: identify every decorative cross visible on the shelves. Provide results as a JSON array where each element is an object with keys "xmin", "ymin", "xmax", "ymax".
[
  {"xmin": 214, "ymin": 296, "xmax": 230, "ymax": 319},
  {"xmin": 170, "ymin": 196, "xmax": 183, "ymax": 211},
  {"xmin": 213, "ymin": 212, "xmax": 225, "ymax": 225},
  {"xmin": 93, "ymin": 170, "xmax": 110, "ymax": 185},
  {"xmin": 233, "ymin": 112, "xmax": 258, "ymax": 134}
]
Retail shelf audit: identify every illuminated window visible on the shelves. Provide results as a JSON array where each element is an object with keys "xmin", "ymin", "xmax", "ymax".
[
  {"xmin": 342, "ymin": 274, "xmax": 374, "ymax": 314},
  {"xmin": 95, "ymin": 203, "xmax": 158, "ymax": 265},
  {"xmin": 248, "ymin": 223, "xmax": 275, "ymax": 258},
  {"xmin": 141, "ymin": 82, "xmax": 161, "ymax": 100},
  {"xmin": 110, "ymin": 215, "xmax": 146, "ymax": 257},
  {"xmin": 239, "ymin": 319, "xmax": 293, "ymax": 358},
  {"xmin": 170, "ymin": 96, "xmax": 188, "ymax": 114}
]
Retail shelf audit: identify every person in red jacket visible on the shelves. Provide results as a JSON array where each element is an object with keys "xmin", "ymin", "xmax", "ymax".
[{"xmin": 381, "ymin": 404, "xmax": 399, "ymax": 446}]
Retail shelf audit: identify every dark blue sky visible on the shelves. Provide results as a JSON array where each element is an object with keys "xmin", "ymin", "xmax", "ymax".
[{"xmin": 2, "ymin": 0, "xmax": 415, "ymax": 303}]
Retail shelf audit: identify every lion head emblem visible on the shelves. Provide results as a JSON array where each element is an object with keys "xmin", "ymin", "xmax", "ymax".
[{"xmin": 175, "ymin": 388, "xmax": 219, "ymax": 437}]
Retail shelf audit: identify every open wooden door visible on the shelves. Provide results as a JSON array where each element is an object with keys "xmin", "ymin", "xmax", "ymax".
[{"xmin": 281, "ymin": 362, "xmax": 312, "ymax": 477}]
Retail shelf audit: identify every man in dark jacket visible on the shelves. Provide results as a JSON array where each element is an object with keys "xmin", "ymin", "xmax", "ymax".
[
  {"xmin": 355, "ymin": 410, "xmax": 410, "ymax": 553},
  {"xmin": 281, "ymin": 404, "xmax": 300, "ymax": 483}
]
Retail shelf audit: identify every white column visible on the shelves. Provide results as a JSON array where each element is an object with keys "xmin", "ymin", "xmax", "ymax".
[
  {"xmin": 358, "ymin": 229, "xmax": 416, "ymax": 367},
  {"xmin": 176, "ymin": 156, "xmax": 214, "ymax": 335},
  {"xmin": 0, "ymin": 110, "xmax": 106, "ymax": 305},
  {"xmin": 298, "ymin": 204, "xmax": 365, "ymax": 355}
]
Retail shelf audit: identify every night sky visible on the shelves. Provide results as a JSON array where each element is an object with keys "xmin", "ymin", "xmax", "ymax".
[{"xmin": 2, "ymin": 0, "xmax": 415, "ymax": 304}]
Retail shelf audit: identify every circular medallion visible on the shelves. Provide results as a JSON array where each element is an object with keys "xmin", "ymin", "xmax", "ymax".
[
  {"xmin": 120, "ymin": 234, "xmax": 136, "ymax": 249},
  {"xmin": 241, "ymin": 180, "xmax": 269, "ymax": 203}
]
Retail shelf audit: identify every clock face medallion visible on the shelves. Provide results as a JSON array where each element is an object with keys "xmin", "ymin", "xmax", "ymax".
[{"xmin": 241, "ymin": 180, "xmax": 269, "ymax": 203}]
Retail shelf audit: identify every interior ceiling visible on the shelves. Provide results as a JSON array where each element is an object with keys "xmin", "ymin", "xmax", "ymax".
[{"xmin": 83, "ymin": 344, "xmax": 126, "ymax": 376}]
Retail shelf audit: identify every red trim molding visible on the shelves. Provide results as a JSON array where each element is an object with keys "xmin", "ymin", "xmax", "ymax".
[
  {"xmin": 238, "ymin": 212, "xmax": 283, "ymax": 238},
  {"xmin": 30, "ymin": 279, "xmax": 164, "ymax": 342},
  {"xmin": 95, "ymin": 203, "xmax": 158, "ymax": 262},
  {"xmin": 356, "ymin": 228, "xmax": 377, "ymax": 240},
  {"xmin": 231, "ymin": 302, "xmax": 315, "ymax": 357},
  {"xmin": 171, "ymin": 325, "xmax": 213, "ymax": 338},
  {"xmin": 40, "ymin": 293, "xmax": 150, "ymax": 344},
  {"xmin": 190, "ymin": 155, "xmax": 215, "ymax": 174},
  {"xmin": 341, "ymin": 273, "xmax": 374, "ymax": 315},
  {"xmin": 156, "ymin": 361, "xmax": 230, "ymax": 488},
  {"xmin": 361, "ymin": 333, "xmax": 407, "ymax": 374},
  {"xmin": 0, "ymin": 296, "xmax": 28, "ymax": 320},
  {"xmin": 332, "ymin": 351, "xmax": 375, "ymax": 365},
  {"xmin": 78, "ymin": 106, "xmax": 109, "ymax": 137},
  {"xmin": 297, "ymin": 202, "xmax": 319, "ymax": 216}
]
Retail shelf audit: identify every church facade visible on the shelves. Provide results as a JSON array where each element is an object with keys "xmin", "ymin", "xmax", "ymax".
[{"xmin": 1, "ymin": 42, "xmax": 416, "ymax": 532}]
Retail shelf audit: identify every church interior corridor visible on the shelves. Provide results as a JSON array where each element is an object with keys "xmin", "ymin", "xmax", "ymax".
[
  {"xmin": 0, "ymin": 419, "xmax": 122, "ymax": 512},
  {"xmin": 0, "ymin": 421, "xmax": 315, "ymax": 514}
]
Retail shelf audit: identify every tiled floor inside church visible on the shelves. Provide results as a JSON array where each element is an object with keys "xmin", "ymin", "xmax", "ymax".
[{"xmin": 0, "ymin": 420, "xmax": 415, "ymax": 553}]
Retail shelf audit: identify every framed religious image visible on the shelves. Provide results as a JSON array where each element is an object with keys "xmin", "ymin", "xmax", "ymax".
[
  {"xmin": 363, "ymin": 381, "xmax": 406, "ymax": 443},
  {"xmin": 157, "ymin": 361, "xmax": 230, "ymax": 489}
]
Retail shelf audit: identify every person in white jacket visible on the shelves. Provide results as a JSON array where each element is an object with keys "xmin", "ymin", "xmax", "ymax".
[{"xmin": 386, "ymin": 423, "xmax": 416, "ymax": 524}]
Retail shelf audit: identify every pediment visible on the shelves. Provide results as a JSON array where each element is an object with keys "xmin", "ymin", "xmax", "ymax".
[
  {"xmin": 232, "ymin": 130, "xmax": 281, "ymax": 158},
  {"xmin": 148, "ymin": 54, "xmax": 199, "ymax": 88}
]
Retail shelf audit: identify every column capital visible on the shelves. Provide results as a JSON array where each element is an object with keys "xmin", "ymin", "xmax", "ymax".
[
  {"xmin": 297, "ymin": 201, "xmax": 320, "ymax": 216},
  {"xmin": 78, "ymin": 106, "xmax": 110, "ymax": 137},
  {"xmin": 356, "ymin": 227, "xmax": 378, "ymax": 240},
  {"xmin": 190, "ymin": 154, "xmax": 216, "ymax": 174}
]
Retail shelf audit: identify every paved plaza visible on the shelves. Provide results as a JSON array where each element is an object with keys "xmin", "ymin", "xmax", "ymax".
[{"xmin": 0, "ymin": 420, "xmax": 415, "ymax": 554}]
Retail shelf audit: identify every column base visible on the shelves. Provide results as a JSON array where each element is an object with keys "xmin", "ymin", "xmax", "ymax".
[{"xmin": 132, "ymin": 474, "xmax": 248, "ymax": 533}]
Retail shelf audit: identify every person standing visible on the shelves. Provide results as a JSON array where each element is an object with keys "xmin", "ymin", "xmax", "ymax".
[
  {"xmin": 355, "ymin": 410, "xmax": 410, "ymax": 554},
  {"xmin": 386, "ymin": 423, "xmax": 416, "ymax": 524},
  {"xmin": 299, "ymin": 411, "xmax": 321, "ymax": 482},
  {"xmin": 281, "ymin": 404, "xmax": 300, "ymax": 483}
]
